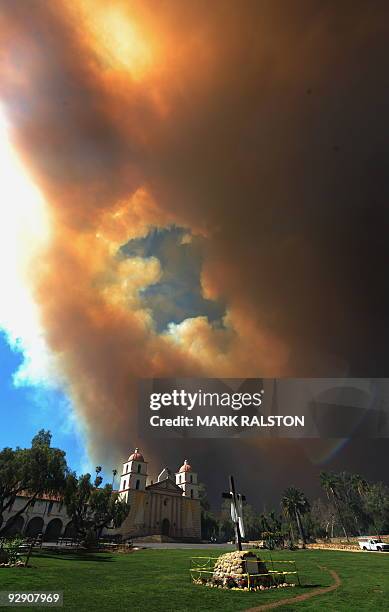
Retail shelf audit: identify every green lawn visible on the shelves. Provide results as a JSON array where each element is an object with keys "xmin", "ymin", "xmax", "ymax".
[{"xmin": 0, "ymin": 548, "xmax": 388, "ymax": 611}]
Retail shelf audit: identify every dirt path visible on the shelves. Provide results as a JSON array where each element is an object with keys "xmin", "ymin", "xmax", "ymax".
[{"xmin": 245, "ymin": 565, "xmax": 341, "ymax": 611}]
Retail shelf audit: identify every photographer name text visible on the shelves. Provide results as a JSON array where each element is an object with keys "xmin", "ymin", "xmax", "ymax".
[{"xmin": 149, "ymin": 415, "xmax": 304, "ymax": 428}]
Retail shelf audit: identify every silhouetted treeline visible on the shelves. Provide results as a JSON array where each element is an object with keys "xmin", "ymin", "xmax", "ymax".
[{"xmin": 200, "ymin": 471, "xmax": 389, "ymax": 544}]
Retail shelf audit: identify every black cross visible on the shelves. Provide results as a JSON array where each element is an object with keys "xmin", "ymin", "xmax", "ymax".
[{"xmin": 222, "ymin": 475, "xmax": 246, "ymax": 551}]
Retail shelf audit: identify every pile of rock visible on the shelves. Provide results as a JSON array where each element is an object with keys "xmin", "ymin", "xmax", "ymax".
[{"xmin": 212, "ymin": 550, "xmax": 271, "ymax": 589}]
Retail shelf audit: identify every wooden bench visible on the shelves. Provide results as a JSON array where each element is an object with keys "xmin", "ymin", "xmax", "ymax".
[{"xmin": 57, "ymin": 537, "xmax": 78, "ymax": 546}]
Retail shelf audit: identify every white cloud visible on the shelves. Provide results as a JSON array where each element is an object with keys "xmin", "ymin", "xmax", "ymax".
[{"xmin": 0, "ymin": 105, "xmax": 55, "ymax": 389}]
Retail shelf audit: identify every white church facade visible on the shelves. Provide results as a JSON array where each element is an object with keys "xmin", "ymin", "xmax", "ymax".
[
  {"xmin": 1, "ymin": 449, "xmax": 201, "ymax": 542},
  {"xmin": 117, "ymin": 450, "xmax": 201, "ymax": 541}
]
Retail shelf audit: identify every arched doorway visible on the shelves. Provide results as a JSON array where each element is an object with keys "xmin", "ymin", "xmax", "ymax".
[
  {"xmin": 5, "ymin": 515, "xmax": 24, "ymax": 535},
  {"xmin": 25, "ymin": 517, "xmax": 44, "ymax": 537},
  {"xmin": 161, "ymin": 518, "xmax": 170, "ymax": 537},
  {"xmin": 44, "ymin": 518, "xmax": 63, "ymax": 541},
  {"xmin": 64, "ymin": 521, "xmax": 76, "ymax": 538}
]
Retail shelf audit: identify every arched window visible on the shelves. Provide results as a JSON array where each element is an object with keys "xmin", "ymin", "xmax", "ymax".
[
  {"xmin": 136, "ymin": 479, "xmax": 140, "ymax": 490},
  {"xmin": 190, "ymin": 475, "xmax": 193, "ymax": 483},
  {"xmin": 190, "ymin": 489, "xmax": 193, "ymax": 499},
  {"xmin": 137, "ymin": 464, "xmax": 141, "ymax": 473}
]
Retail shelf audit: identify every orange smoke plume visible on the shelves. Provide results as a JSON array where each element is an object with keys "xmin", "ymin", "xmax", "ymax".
[{"xmin": 2, "ymin": 0, "xmax": 382, "ymax": 480}]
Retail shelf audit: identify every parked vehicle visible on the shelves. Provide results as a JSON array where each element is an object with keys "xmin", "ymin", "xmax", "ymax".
[{"xmin": 358, "ymin": 538, "xmax": 389, "ymax": 551}]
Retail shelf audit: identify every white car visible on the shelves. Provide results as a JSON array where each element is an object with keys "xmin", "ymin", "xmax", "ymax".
[{"xmin": 358, "ymin": 538, "xmax": 389, "ymax": 552}]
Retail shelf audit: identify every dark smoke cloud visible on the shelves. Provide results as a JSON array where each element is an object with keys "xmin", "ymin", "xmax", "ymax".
[{"xmin": 1, "ymin": 0, "xmax": 389, "ymax": 505}]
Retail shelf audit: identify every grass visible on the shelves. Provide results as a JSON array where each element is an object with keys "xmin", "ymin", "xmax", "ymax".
[{"xmin": 0, "ymin": 548, "xmax": 388, "ymax": 610}]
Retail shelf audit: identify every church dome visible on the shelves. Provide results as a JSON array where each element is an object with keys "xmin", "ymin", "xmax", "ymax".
[
  {"xmin": 179, "ymin": 459, "xmax": 192, "ymax": 473},
  {"xmin": 128, "ymin": 448, "xmax": 144, "ymax": 462}
]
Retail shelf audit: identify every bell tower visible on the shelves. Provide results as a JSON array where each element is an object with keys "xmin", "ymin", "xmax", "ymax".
[
  {"xmin": 119, "ymin": 448, "xmax": 147, "ymax": 502},
  {"xmin": 175, "ymin": 459, "xmax": 199, "ymax": 499}
]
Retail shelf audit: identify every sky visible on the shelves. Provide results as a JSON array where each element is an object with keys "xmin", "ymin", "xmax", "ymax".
[
  {"xmin": 121, "ymin": 226, "xmax": 225, "ymax": 331},
  {"xmin": 1, "ymin": 0, "xmax": 389, "ymax": 507},
  {"xmin": 0, "ymin": 332, "xmax": 88, "ymax": 475}
]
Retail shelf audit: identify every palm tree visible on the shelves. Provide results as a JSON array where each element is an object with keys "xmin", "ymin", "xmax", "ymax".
[
  {"xmin": 112, "ymin": 469, "xmax": 118, "ymax": 488},
  {"xmin": 350, "ymin": 474, "xmax": 369, "ymax": 535},
  {"xmin": 320, "ymin": 471, "xmax": 349, "ymax": 541},
  {"xmin": 259, "ymin": 512, "xmax": 269, "ymax": 534},
  {"xmin": 281, "ymin": 487, "xmax": 310, "ymax": 548},
  {"xmin": 94, "ymin": 466, "xmax": 103, "ymax": 488},
  {"xmin": 351, "ymin": 474, "xmax": 369, "ymax": 498}
]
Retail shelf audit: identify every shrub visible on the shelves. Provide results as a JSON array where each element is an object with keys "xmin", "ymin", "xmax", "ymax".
[{"xmin": 2, "ymin": 536, "xmax": 24, "ymax": 565}]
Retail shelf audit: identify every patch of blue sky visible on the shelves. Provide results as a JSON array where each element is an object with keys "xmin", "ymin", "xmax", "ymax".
[
  {"xmin": 0, "ymin": 330, "xmax": 90, "ymax": 475},
  {"xmin": 120, "ymin": 226, "xmax": 225, "ymax": 332}
]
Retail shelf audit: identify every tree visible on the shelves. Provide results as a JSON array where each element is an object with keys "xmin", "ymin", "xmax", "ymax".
[
  {"xmin": 112, "ymin": 469, "xmax": 118, "ymax": 487},
  {"xmin": 320, "ymin": 471, "xmax": 349, "ymax": 541},
  {"xmin": 363, "ymin": 482, "xmax": 389, "ymax": 538},
  {"xmin": 198, "ymin": 483, "xmax": 210, "ymax": 512},
  {"xmin": 310, "ymin": 498, "xmax": 335, "ymax": 539},
  {"xmin": 94, "ymin": 466, "xmax": 103, "ymax": 488},
  {"xmin": 0, "ymin": 447, "xmax": 24, "ymax": 520},
  {"xmin": 64, "ymin": 471, "xmax": 130, "ymax": 545},
  {"xmin": 32, "ymin": 430, "xmax": 52, "ymax": 447},
  {"xmin": 0, "ymin": 430, "xmax": 68, "ymax": 536},
  {"xmin": 351, "ymin": 474, "xmax": 369, "ymax": 498},
  {"xmin": 343, "ymin": 472, "xmax": 370, "ymax": 536},
  {"xmin": 241, "ymin": 504, "xmax": 262, "ymax": 540},
  {"xmin": 259, "ymin": 511, "xmax": 284, "ymax": 549},
  {"xmin": 281, "ymin": 487, "xmax": 310, "ymax": 548},
  {"xmin": 218, "ymin": 499, "xmax": 235, "ymax": 542},
  {"xmin": 90, "ymin": 485, "xmax": 129, "ymax": 539},
  {"xmin": 201, "ymin": 510, "xmax": 219, "ymax": 541},
  {"xmin": 197, "ymin": 483, "xmax": 218, "ymax": 541}
]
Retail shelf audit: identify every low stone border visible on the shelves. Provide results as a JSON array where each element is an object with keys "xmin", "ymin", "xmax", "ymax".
[{"xmin": 307, "ymin": 544, "xmax": 360, "ymax": 552}]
